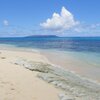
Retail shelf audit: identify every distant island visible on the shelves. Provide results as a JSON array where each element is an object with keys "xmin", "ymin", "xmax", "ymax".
[{"xmin": 25, "ymin": 35, "xmax": 59, "ymax": 38}]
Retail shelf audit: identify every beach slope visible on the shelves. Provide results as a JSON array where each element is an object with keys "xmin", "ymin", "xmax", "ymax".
[{"xmin": 0, "ymin": 49, "xmax": 61, "ymax": 100}]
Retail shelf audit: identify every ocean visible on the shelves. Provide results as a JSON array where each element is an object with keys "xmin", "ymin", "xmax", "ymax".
[
  {"xmin": 0, "ymin": 37, "xmax": 100, "ymax": 53},
  {"xmin": 0, "ymin": 37, "xmax": 100, "ymax": 81}
]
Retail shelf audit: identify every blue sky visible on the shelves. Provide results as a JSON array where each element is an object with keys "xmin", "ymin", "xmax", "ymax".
[{"xmin": 0, "ymin": 0, "xmax": 100, "ymax": 37}]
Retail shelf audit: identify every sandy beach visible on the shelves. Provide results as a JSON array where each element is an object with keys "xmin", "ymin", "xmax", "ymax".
[
  {"xmin": 0, "ymin": 48, "xmax": 62, "ymax": 100},
  {"xmin": 0, "ymin": 45, "xmax": 100, "ymax": 100}
]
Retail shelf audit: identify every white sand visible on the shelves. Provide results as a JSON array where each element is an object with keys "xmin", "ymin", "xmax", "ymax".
[{"xmin": 0, "ymin": 49, "xmax": 62, "ymax": 100}]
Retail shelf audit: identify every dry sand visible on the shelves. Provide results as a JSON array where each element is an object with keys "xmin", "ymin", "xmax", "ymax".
[{"xmin": 0, "ymin": 49, "xmax": 62, "ymax": 100}]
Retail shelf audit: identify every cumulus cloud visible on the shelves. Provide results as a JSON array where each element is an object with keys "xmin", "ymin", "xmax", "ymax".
[
  {"xmin": 40, "ymin": 7, "xmax": 79, "ymax": 32},
  {"xmin": 3, "ymin": 20, "xmax": 9, "ymax": 26}
]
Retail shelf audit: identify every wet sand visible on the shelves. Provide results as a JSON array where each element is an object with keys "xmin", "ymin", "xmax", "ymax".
[{"xmin": 40, "ymin": 49, "xmax": 100, "ymax": 82}]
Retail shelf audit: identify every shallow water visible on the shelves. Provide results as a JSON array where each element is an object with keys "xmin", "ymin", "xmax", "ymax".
[{"xmin": 40, "ymin": 49, "xmax": 100, "ymax": 82}]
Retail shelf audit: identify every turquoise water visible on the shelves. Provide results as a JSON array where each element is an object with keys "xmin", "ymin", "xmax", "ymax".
[
  {"xmin": 0, "ymin": 37, "xmax": 100, "ymax": 68},
  {"xmin": 40, "ymin": 49, "xmax": 100, "ymax": 81}
]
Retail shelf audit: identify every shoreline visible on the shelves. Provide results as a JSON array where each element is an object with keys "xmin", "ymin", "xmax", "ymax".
[
  {"xmin": 0, "ymin": 44, "xmax": 100, "ymax": 100},
  {"xmin": 40, "ymin": 49, "xmax": 100, "ymax": 82},
  {"xmin": 0, "ymin": 44, "xmax": 100, "ymax": 83}
]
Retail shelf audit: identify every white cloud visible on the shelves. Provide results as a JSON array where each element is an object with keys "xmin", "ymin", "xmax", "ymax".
[
  {"xmin": 3, "ymin": 20, "xmax": 9, "ymax": 26},
  {"xmin": 40, "ymin": 7, "xmax": 79, "ymax": 32}
]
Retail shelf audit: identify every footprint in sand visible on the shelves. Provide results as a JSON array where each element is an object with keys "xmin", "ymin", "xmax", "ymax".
[
  {"xmin": 0, "ymin": 52, "xmax": 6, "ymax": 59},
  {"xmin": 0, "ymin": 80, "xmax": 15, "ymax": 90},
  {"xmin": 0, "ymin": 81, "xmax": 16, "ymax": 100},
  {"xmin": 1, "ymin": 57, "xmax": 6, "ymax": 59}
]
